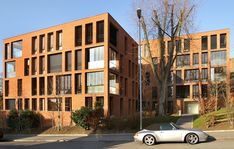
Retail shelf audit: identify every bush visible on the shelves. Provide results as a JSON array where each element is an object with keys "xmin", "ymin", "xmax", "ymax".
[
  {"xmin": 7, "ymin": 110, "xmax": 40, "ymax": 131},
  {"xmin": 71, "ymin": 107, "xmax": 92, "ymax": 130},
  {"xmin": 205, "ymin": 113, "xmax": 215, "ymax": 128}
]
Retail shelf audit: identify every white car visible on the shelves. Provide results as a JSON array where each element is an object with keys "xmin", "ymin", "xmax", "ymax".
[{"xmin": 134, "ymin": 122, "xmax": 209, "ymax": 145}]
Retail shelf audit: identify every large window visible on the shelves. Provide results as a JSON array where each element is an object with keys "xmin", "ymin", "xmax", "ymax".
[
  {"xmin": 75, "ymin": 25, "xmax": 82, "ymax": 46},
  {"xmin": 202, "ymin": 52, "xmax": 208, "ymax": 65},
  {"xmin": 56, "ymin": 31, "xmax": 62, "ymax": 50},
  {"xmin": 211, "ymin": 35, "xmax": 217, "ymax": 49},
  {"xmin": 12, "ymin": 40, "xmax": 22, "ymax": 58},
  {"xmin": 5, "ymin": 99, "xmax": 15, "ymax": 110},
  {"xmin": 86, "ymin": 72, "xmax": 104, "ymax": 93},
  {"xmin": 211, "ymin": 67, "xmax": 226, "ymax": 81},
  {"xmin": 201, "ymin": 36, "xmax": 208, "ymax": 50},
  {"xmin": 75, "ymin": 73, "xmax": 82, "ymax": 94},
  {"xmin": 65, "ymin": 51, "xmax": 72, "ymax": 71},
  {"xmin": 85, "ymin": 23, "xmax": 93, "ymax": 44},
  {"xmin": 56, "ymin": 75, "xmax": 72, "ymax": 95},
  {"xmin": 86, "ymin": 46, "xmax": 104, "ymax": 69},
  {"xmin": 6, "ymin": 61, "xmax": 16, "ymax": 78},
  {"xmin": 193, "ymin": 53, "xmax": 199, "ymax": 66},
  {"xmin": 96, "ymin": 21, "xmax": 104, "ymax": 43},
  {"xmin": 110, "ymin": 24, "xmax": 117, "ymax": 46},
  {"xmin": 75, "ymin": 50, "xmax": 82, "ymax": 70},
  {"xmin": 48, "ymin": 98, "xmax": 62, "ymax": 111},
  {"xmin": 211, "ymin": 51, "xmax": 226, "ymax": 66},
  {"xmin": 220, "ymin": 33, "xmax": 226, "ymax": 48},
  {"xmin": 48, "ymin": 53, "xmax": 62, "ymax": 73},
  {"xmin": 109, "ymin": 73, "xmax": 118, "ymax": 94}
]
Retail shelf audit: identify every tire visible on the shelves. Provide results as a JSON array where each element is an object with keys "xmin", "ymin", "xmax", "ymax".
[
  {"xmin": 186, "ymin": 133, "xmax": 199, "ymax": 145},
  {"xmin": 144, "ymin": 135, "xmax": 156, "ymax": 146}
]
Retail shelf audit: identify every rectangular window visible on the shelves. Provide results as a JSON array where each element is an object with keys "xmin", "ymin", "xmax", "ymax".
[
  {"xmin": 75, "ymin": 25, "xmax": 82, "ymax": 46},
  {"xmin": 184, "ymin": 54, "xmax": 190, "ymax": 66},
  {"xmin": 202, "ymin": 85, "xmax": 208, "ymax": 98},
  {"xmin": 5, "ymin": 43, "xmax": 10, "ymax": 60},
  {"xmin": 193, "ymin": 85, "xmax": 199, "ymax": 98},
  {"xmin": 75, "ymin": 50, "xmax": 82, "ymax": 70},
  {"xmin": 184, "ymin": 39, "xmax": 190, "ymax": 52},
  {"xmin": 17, "ymin": 79, "xmax": 22, "ymax": 96},
  {"xmin": 109, "ymin": 73, "xmax": 118, "ymax": 94},
  {"xmin": 47, "ymin": 76, "xmax": 53, "ymax": 95},
  {"xmin": 193, "ymin": 53, "xmax": 199, "ymax": 66},
  {"xmin": 211, "ymin": 51, "xmax": 226, "ymax": 66},
  {"xmin": 6, "ymin": 61, "xmax": 16, "ymax": 78},
  {"xmin": 201, "ymin": 36, "xmax": 208, "ymax": 50},
  {"xmin": 48, "ymin": 53, "xmax": 62, "ymax": 73},
  {"xmin": 24, "ymin": 98, "xmax": 29, "ymax": 110},
  {"xmin": 5, "ymin": 99, "xmax": 15, "ymax": 110},
  {"xmin": 202, "ymin": 52, "xmax": 208, "ymax": 65},
  {"xmin": 211, "ymin": 67, "xmax": 226, "ymax": 81},
  {"xmin": 56, "ymin": 75, "xmax": 72, "ymax": 95},
  {"xmin": 65, "ymin": 51, "xmax": 72, "ymax": 71},
  {"xmin": 56, "ymin": 31, "xmax": 62, "ymax": 50},
  {"xmin": 39, "ymin": 77, "xmax": 45, "ymax": 95},
  {"xmin": 39, "ymin": 56, "xmax": 45, "ymax": 74},
  {"xmin": 191, "ymin": 69, "xmax": 199, "ymax": 81},
  {"xmin": 32, "ymin": 57, "xmax": 37, "ymax": 75},
  {"xmin": 220, "ymin": 33, "xmax": 226, "ymax": 48},
  {"xmin": 110, "ymin": 24, "xmax": 117, "ymax": 46},
  {"xmin": 75, "ymin": 73, "xmax": 82, "ymax": 94},
  {"xmin": 39, "ymin": 34, "xmax": 45, "ymax": 53},
  {"xmin": 39, "ymin": 98, "xmax": 45, "ymax": 111},
  {"xmin": 85, "ymin": 23, "xmax": 93, "ymax": 44},
  {"xmin": 86, "ymin": 46, "xmax": 104, "ymax": 69},
  {"xmin": 202, "ymin": 68, "xmax": 208, "ymax": 81},
  {"xmin": 18, "ymin": 98, "xmax": 23, "ymax": 110},
  {"xmin": 32, "ymin": 78, "xmax": 37, "ymax": 96},
  {"xmin": 12, "ymin": 40, "xmax": 22, "ymax": 58},
  {"xmin": 125, "ymin": 78, "xmax": 128, "ymax": 96},
  {"xmin": 176, "ymin": 55, "xmax": 183, "ymax": 67},
  {"xmin": 48, "ymin": 32, "xmax": 54, "ymax": 51},
  {"xmin": 32, "ymin": 98, "xmax": 37, "ymax": 111},
  {"xmin": 48, "ymin": 98, "xmax": 62, "ymax": 111},
  {"xmin": 167, "ymin": 41, "xmax": 173, "ymax": 54},
  {"xmin": 176, "ymin": 40, "xmax": 181, "ymax": 53},
  {"xmin": 176, "ymin": 70, "xmax": 182, "ymax": 83},
  {"xmin": 24, "ymin": 58, "xmax": 30, "ymax": 76},
  {"xmin": 109, "ymin": 48, "xmax": 117, "ymax": 70},
  {"xmin": 96, "ymin": 21, "xmax": 104, "ymax": 43},
  {"xmin": 86, "ymin": 72, "xmax": 104, "ymax": 93},
  {"xmin": 211, "ymin": 35, "xmax": 217, "ymax": 49},
  {"xmin": 65, "ymin": 97, "xmax": 72, "ymax": 111},
  {"xmin": 32, "ymin": 36, "xmax": 37, "ymax": 55},
  {"xmin": 85, "ymin": 97, "xmax": 93, "ymax": 109},
  {"xmin": 5, "ymin": 80, "xmax": 9, "ymax": 97},
  {"xmin": 184, "ymin": 70, "xmax": 190, "ymax": 82}
]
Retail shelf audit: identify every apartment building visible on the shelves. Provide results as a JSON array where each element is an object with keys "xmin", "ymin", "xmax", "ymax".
[
  {"xmin": 142, "ymin": 29, "xmax": 230, "ymax": 114},
  {"xmin": 230, "ymin": 58, "xmax": 234, "ymax": 100},
  {"xmin": 2, "ymin": 13, "xmax": 138, "ymax": 127}
]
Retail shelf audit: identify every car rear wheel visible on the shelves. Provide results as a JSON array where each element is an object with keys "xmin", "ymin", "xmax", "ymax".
[
  {"xmin": 144, "ymin": 135, "xmax": 155, "ymax": 146},
  {"xmin": 186, "ymin": 133, "xmax": 199, "ymax": 145}
]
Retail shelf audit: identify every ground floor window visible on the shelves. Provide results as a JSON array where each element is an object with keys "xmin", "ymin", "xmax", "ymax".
[
  {"xmin": 5, "ymin": 99, "xmax": 15, "ymax": 110},
  {"xmin": 48, "ymin": 98, "xmax": 62, "ymax": 111}
]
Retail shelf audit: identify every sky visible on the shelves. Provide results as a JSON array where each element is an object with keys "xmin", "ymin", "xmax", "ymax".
[{"xmin": 0, "ymin": 0, "xmax": 234, "ymax": 72}]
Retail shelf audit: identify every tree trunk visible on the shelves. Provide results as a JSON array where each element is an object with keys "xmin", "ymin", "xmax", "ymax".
[{"xmin": 158, "ymin": 83, "xmax": 166, "ymax": 116}]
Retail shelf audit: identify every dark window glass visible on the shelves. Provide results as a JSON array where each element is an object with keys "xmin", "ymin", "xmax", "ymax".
[
  {"xmin": 39, "ymin": 56, "xmax": 45, "ymax": 74},
  {"xmin": 220, "ymin": 33, "xmax": 226, "ymax": 48},
  {"xmin": 202, "ymin": 85, "xmax": 208, "ymax": 98},
  {"xmin": 184, "ymin": 70, "xmax": 190, "ymax": 82},
  {"xmin": 75, "ymin": 50, "xmax": 82, "ymax": 70},
  {"xmin": 32, "ymin": 78, "xmax": 37, "ymax": 96},
  {"xmin": 75, "ymin": 73, "xmax": 82, "ymax": 94},
  {"xmin": 176, "ymin": 40, "xmax": 181, "ymax": 52},
  {"xmin": 47, "ymin": 76, "xmax": 53, "ymax": 95},
  {"xmin": 32, "ymin": 98, "xmax": 37, "ymax": 111},
  {"xmin": 39, "ymin": 77, "xmax": 45, "ymax": 95},
  {"xmin": 202, "ymin": 52, "xmax": 208, "ymax": 65},
  {"xmin": 65, "ymin": 97, "xmax": 72, "ymax": 111},
  {"xmin": 47, "ymin": 33, "xmax": 54, "ymax": 51},
  {"xmin": 85, "ymin": 23, "xmax": 93, "ymax": 44},
  {"xmin": 5, "ymin": 80, "xmax": 9, "ymax": 97},
  {"xmin": 97, "ymin": 21, "xmax": 104, "ymax": 42},
  {"xmin": 201, "ymin": 36, "xmax": 208, "ymax": 50},
  {"xmin": 32, "ymin": 36, "xmax": 37, "ymax": 55},
  {"xmin": 56, "ymin": 31, "xmax": 62, "ymax": 50},
  {"xmin": 193, "ymin": 53, "xmax": 199, "ymax": 65},
  {"xmin": 65, "ymin": 51, "xmax": 72, "ymax": 71},
  {"xmin": 85, "ymin": 97, "xmax": 93, "ymax": 109},
  {"xmin": 24, "ymin": 98, "xmax": 29, "ymax": 110},
  {"xmin": 18, "ymin": 98, "xmax": 23, "ymax": 110},
  {"xmin": 183, "ymin": 54, "xmax": 190, "ymax": 66},
  {"xmin": 5, "ymin": 43, "xmax": 10, "ymax": 60},
  {"xmin": 211, "ymin": 35, "xmax": 217, "ymax": 49},
  {"xmin": 39, "ymin": 98, "xmax": 45, "ymax": 111},
  {"xmin": 39, "ymin": 34, "xmax": 45, "ymax": 53},
  {"xmin": 193, "ymin": 85, "xmax": 199, "ymax": 98},
  {"xmin": 48, "ymin": 53, "xmax": 62, "ymax": 73},
  {"xmin": 32, "ymin": 57, "xmax": 37, "ymax": 75},
  {"xmin": 75, "ymin": 25, "xmax": 82, "ymax": 46},
  {"xmin": 24, "ymin": 58, "xmax": 30, "ymax": 76},
  {"xmin": 110, "ymin": 24, "xmax": 118, "ymax": 46},
  {"xmin": 48, "ymin": 98, "xmax": 62, "ymax": 111},
  {"xmin": 168, "ymin": 41, "xmax": 173, "ymax": 54},
  {"xmin": 56, "ymin": 75, "xmax": 72, "ymax": 95},
  {"xmin": 202, "ymin": 68, "xmax": 208, "ymax": 81},
  {"xmin": 176, "ymin": 55, "xmax": 183, "ymax": 67},
  {"xmin": 5, "ymin": 99, "xmax": 15, "ymax": 110},
  {"xmin": 17, "ymin": 79, "xmax": 22, "ymax": 96},
  {"xmin": 184, "ymin": 39, "xmax": 190, "ymax": 52},
  {"xmin": 176, "ymin": 70, "xmax": 182, "ymax": 83}
]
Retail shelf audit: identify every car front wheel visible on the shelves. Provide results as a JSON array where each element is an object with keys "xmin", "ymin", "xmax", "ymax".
[
  {"xmin": 186, "ymin": 133, "xmax": 199, "ymax": 145},
  {"xmin": 144, "ymin": 135, "xmax": 156, "ymax": 146}
]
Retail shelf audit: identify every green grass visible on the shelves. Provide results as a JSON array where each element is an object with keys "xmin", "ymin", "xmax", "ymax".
[{"xmin": 193, "ymin": 108, "xmax": 227, "ymax": 129}]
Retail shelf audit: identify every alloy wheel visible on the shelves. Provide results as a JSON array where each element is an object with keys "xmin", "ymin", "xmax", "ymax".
[
  {"xmin": 186, "ymin": 133, "xmax": 199, "ymax": 145},
  {"xmin": 144, "ymin": 135, "xmax": 155, "ymax": 146}
]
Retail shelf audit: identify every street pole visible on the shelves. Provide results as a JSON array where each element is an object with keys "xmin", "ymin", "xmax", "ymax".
[{"xmin": 137, "ymin": 8, "xmax": 143, "ymax": 130}]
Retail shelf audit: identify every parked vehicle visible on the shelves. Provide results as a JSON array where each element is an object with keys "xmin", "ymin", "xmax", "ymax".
[{"xmin": 134, "ymin": 122, "xmax": 208, "ymax": 146}]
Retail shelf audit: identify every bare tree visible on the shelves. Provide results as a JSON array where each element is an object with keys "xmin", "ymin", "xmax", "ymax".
[{"xmin": 137, "ymin": 0, "xmax": 195, "ymax": 115}]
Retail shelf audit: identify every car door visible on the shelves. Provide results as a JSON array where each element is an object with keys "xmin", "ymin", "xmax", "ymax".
[{"xmin": 158, "ymin": 123, "xmax": 183, "ymax": 142}]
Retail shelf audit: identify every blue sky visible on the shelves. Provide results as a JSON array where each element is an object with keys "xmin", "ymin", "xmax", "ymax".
[{"xmin": 0, "ymin": 0, "xmax": 234, "ymax": 71}]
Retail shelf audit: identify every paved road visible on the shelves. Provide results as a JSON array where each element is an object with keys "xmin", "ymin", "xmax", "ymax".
[{"xmin": 0, "ymin": 140, "xmax": 234, "ymax": 149}]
